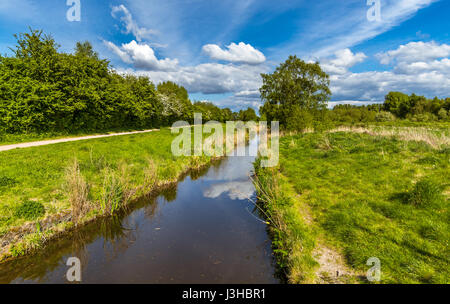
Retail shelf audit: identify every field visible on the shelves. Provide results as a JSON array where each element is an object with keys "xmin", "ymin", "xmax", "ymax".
[
  {"xmin": 254, "ymin": 125, "xmax": 449, "ymax": 284},
  {"xmin": 0, "ymin": 127, "xmax": 219, "ymax": 261}
]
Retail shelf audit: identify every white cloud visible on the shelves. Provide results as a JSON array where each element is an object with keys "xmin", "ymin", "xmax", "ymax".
[
  {"xmin": 202, "ymin": 42, "xmax": 266, "ymax": 64},
  {"xmin": 234, "ymin": 90, "xmax": 260, "ymax": 99},
  {"xmin": 111, "ymin": 5, "xmax": 158, "ymax": 42},
  {"xmin": 105, "ymin": 40, "xmax": 178, "ymax": 71},
  {"xmin": 118, "ymin": 62, "xmax": 266, "ymax": 95},
  {"xmin": 321, "ymin": 41, "xmax": 450, "ymax": 104},
  {"xmin": 376, "ymin": 41, "xmax": 450, "ymax": 64},
  {"xmin": 322, "ymin": 49, "xmax": 367, "ymax": 75},
  {"xmin": 103, "ymin": 40, "xmax": 132, "ymax": 64},
  {"xmin": 330, "ymin": 70, "xmax": 450, "ymax": 102},
  {"xmin": 395, "ymin": 58, "xmax": 450, "ymax": 75}
]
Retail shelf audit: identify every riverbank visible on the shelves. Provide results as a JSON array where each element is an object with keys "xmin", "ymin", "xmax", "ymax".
[
  {"xmin": 0, "ymin": 127, "xmax": 226, "ymax": 262},
  {"xmin": 253, "ymin": 125, "xmax": 449, "ymax": 284}
]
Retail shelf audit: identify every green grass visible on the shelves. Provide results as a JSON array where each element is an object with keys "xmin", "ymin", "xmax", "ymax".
[
  {"xmin": 0, "ymin": 128, "xmax": 215, "ymax": 240},
  {"xmin": 255, "ymin": 128, "xmax": 449, "ymax": 284}
]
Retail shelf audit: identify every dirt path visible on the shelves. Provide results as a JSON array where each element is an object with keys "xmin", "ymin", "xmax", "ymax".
[{"xmin": 0, "ymin": 129, "xmax": 159, "ymax": 152}]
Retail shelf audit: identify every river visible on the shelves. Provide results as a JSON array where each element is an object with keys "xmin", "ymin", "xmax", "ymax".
[{"xmin": 0, "ymin": 136, "xmax": 278, "ymax": 284}]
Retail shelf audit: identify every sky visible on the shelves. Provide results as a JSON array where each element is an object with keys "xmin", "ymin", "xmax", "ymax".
[{"xmin": 0, "ymin": 0, "xmax": 449, "ymax": 111}]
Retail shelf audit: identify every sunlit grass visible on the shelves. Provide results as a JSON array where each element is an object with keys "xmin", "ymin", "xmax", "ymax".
[
  {"xmin": 256, "ymin": 130, "xmax": 449, "ymax": 283},
  {"xmin": 0, "ymin": 128, "xmax": 213, "ymax": 236}
]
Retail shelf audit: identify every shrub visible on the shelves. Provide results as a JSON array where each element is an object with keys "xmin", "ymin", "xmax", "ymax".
[
  {"xmin": 437, "ymin": 108, "xmax": 448, "ymax": 121},
  {"xmin": 410, "ymin": 113, "xmax": 437, "ymax": 122},
  {"xmin": 14, "ymin": 201, "xmax": 45, "ymax": 220},
  {"xmin": 408, "ymin": 178, "xmax": 444, "ymax": 207},
  {"xmin": 375, "ymin": 111, "xmax": 395, "ymax": 122}
]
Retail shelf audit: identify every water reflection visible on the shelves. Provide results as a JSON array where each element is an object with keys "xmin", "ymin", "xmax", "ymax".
[{"xmin": 203, "ymin": 181, "xmax": 254, "ymax": 200}]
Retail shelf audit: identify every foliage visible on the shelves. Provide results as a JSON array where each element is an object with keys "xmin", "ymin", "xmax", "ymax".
[
  {"xmin": 238, "ymin": 107, "xmax": 259, "ymax": 121},
  {"xmin": 375, "ymin": 111, "xmax": 395, "ymax": 122},
  {"xmin": 0, "ymin": 29, "xmax": 246, "ymax": 136},
  {"xmin": 260, "ymin": 55, "xmax": 331, "ymax": 128}
]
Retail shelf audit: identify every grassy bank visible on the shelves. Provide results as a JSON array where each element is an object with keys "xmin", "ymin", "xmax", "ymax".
[
  {"xmin": 0, "ymin": 127, "xmax": 223, "ymax": 262},
  {"xmin": 254, "ymin": 125, "xmax": 449, "ymax": 284}
]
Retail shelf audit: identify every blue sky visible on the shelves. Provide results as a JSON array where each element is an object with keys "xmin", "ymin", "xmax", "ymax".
[{"xmin": 1, "ymin": 0, "xmax": 449, "ymax": 110}]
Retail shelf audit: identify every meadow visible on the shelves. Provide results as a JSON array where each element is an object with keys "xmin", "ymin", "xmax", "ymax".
[{"xmin": 254, "ymin": 125, "xmax": 449, "ymax": 284}]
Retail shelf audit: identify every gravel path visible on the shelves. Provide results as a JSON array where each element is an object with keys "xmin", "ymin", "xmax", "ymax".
[{"xmin": 0, "ymin": 129, "xmax": 159, "ymax": 152}]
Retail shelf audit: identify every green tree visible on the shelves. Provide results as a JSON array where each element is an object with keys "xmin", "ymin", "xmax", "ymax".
[
  {"xmin": 259, "ymin": 55, "xmax": 331, "ymax": 127},
  {"xmin": 383, "ymin": 92, "xmax": 411, "ymax": 118},
  {"xmin": 75, "ymin": 41, "xmax": 98, "ymax": 59},
  {"xmin": 238, "ymin": 107, "xmax": 258, "ymax": 121}
]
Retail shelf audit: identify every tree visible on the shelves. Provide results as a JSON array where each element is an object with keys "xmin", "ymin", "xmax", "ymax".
[
  {"xmin": 238, "ymin": 107, "xmax": 258, "ymax": 121},
  {"xmin": 157, "ymin": 81, "xmax": 193, "ymax": 122},
  {"xmin": 259, "ymin": 55, "xmax": 331, "ymax": 127},
  {"xmin": 383, "ymin": 92, "xmax": 411, "ymax": 118},
  {"xmin": 438, "ymin": 108, "xmax": 448, "ymax": 121},
  {"xmin": 75, "ymin": 41, "xmax": 98, "ymax": 59}
]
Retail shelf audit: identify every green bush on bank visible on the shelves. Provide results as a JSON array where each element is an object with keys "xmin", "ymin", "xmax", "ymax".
[{"xmin": 0, "ymin": 29, "xmax": 249, "ymax": 137}]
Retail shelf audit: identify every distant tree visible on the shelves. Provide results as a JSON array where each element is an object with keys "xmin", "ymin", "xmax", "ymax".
[
  {"xmin": 238, "ymin": 107, "xmax": 258, "ymax": 121},
  {"xmin": 157, "ymin": 81, "xmax": 193, "ymax": 123},
  {"xmin": 383, "ymin": 92, "xmax": 411, "ymax": 118},
  {"xmin": 375, "ymin": 111, "xmax": 395, "ymax": 122},
  {"xmin": 221, "ymin": 108, "xmax": 234, "ymax": 121},
  {"xmin": 259, "ymin": 55, "xmax": 331, "ymax": 127},
  {"xmin": 75, "ymin": 41, "xmax": 98, "ymax": 59},
  {"xmin": 410, "ymin": 94, "xmax": 430, "ymax": 115},
  {"xmin": 437, "ymin": 108, "xmax": 448, "ymax": 121}
]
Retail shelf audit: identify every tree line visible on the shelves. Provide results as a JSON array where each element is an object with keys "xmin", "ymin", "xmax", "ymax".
[
  {"xmin": 259, "ymin": 55, "xmax": 450, "ymax": 131},
  {"xmin": 0, "ymin": 29, "xmax": 256, "ymax": 134}
]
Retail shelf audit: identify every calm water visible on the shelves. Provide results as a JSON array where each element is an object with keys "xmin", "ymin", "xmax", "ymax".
[{"xmin": 0, "ymin": 137, "xmax": 278, "ymax": 284}]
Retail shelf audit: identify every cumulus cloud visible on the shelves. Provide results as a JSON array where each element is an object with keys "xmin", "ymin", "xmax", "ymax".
[
  {"xmin": 103, "ymin": 40, "xmax": 132, "ymax": 64},
  {"xmin": 376, "ymin": 41, "xmax": 450, "ymax": 64},
  {"xmin": 105, "ymin": 40, "xmax": 178, "ymax": 71},
  {"xmin": 202, "ymin": 42, "xmax": 266, "ymax": 64},
  {"xmin": 119, "ymin": 62, "xmax": 266, "ymax": 95},
  {"xmin": 321, "ymin": 48, "xmax": 367, "ymax": 75},
  {"xmin": 329, "ymin": 42, "xmax": 450, "ymax": 103},
  {"xmin": 111, "ymin": 5, "xmax": 158, "ymax": 42}
]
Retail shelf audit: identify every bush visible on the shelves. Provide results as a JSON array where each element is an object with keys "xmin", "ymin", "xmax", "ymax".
[
  {"xmin": 437, "ymin": 108, "xmax": 448, "ymax": 121},
  {"xmin": 14, "ymin": 201, "xmax": 46, "ymax": 220},
  {"xmin": 409, "ymin": 113, "xmax": 437, "ymax": 122},
  {"xmin": 408, "ymin": 179, "xmax": 444, "ymax": 207},
  {"xmin": 375, "ymin": 111, "xmax": 395, "ymax": 122}
]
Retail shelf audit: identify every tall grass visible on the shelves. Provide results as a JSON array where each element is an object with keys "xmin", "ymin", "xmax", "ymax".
[
  {"xmin": 100, "ymin": 168, "xmax": 126, "ymax": 216},
  {"xmin": 65, "ymin": 159, "xmax": 90, "ymax": 224},
  {"xmin": 253, "ymin": 160, "xmax": 318, "ymax": 283},
  {"xmin": 330, "ymin": 126, "xmax": 450, "ymax": 149}
]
